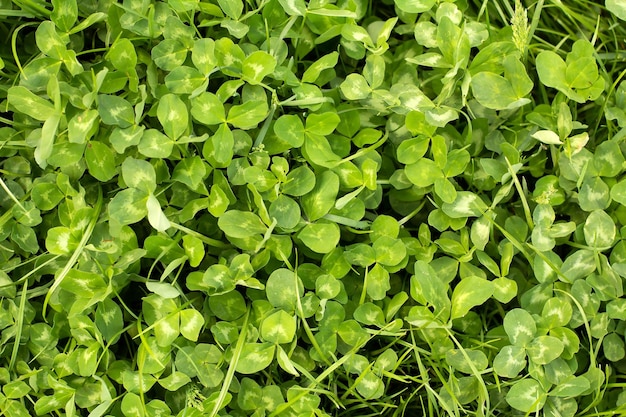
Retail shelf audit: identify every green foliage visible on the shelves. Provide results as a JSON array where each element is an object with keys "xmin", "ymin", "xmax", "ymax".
[{"xmin": 2, "ymin": 0, "xmax": 626, "ymax": 416}]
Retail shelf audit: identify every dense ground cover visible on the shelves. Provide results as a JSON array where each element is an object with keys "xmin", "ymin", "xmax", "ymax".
[{"xmin": 2, "ymin": 0, "xmax": 626, "ymax": 415}]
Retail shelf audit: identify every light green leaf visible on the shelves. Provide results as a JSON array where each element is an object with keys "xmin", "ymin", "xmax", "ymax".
[
  {"xmin": 434, "ymin": 177, "xmax": 457, "ymax": 203},
  {"xmin": 45, "ymin": 226, "xmax": 77, "ymax": 255},
  {"xmin": 611, "ymin": 177, "xmax": 626, "ymax": 205},
  {"xmin": 536, "ymin": 51, "xmax": 568, "ymax": 91},
  {"xmin": 122, "ymin": 158, "xmax": 156, "ymax": 194},
  {"xmin": 8, "ymin": 86, "xmax": 57, "ymax": 121},
  {"xmin": 108, "ymin": 188, "xmax": 149, "ymax": 226},
  {"xmin": 282, "ymin": 166, "xmax": 316, "ymax": 196},
  {"xmin": 450, "ymin": 276, "xmax": 494, "ymax": 320},
  {"xmin": 277, "ymin": 0, "xmax": 307, "ymax": 16},
  {"xmin": 364, "ymin": 54, "xmax": 386, "ymax": 89},
  {"xmin": 218, "ymin": 210, "xmax": 266, "ymax": 238},
  {"xmin": 276, "ymin": 345, "xmax": 300, "ymax": 376},
  {"xmin": 107, "ymin": 38, "xmax": 137, "ymax": 72},
  {"xmin": 356, "ymin": 372, "xmax": 384, "ymax": 399},
  {"xmin": 298, "ymin": 222, "xmax": 340, "ymax": 254},
  {"xmin": 192, "ymin": 38, "xmax": 216, "ymax": 74},
  {"xmin": 367, "ymin": 263, "xmax": 391, "ymax": 301},
  {"xmin": 31, "ymin": 183, "xmax": 63, "ymax": 211},
  {"xmin": 172, "ymin": 156, "xmax": 207, "ymax": 191},
  {"xmin": 306, "ymin": 112, "xmax": 341, "ymax": 136},
  {"xmin": 603, "ymin": 332, "xmax": 626, "ymax": 361},
  {"xmin": 261, "ymin": 310, "xmax": 297, "ymax": 344},
  {"xmin": 182, "ymin": 235, "xmax": 204, "ymax": 268},
  {"xmin": 411, "ymin": 260, "xmax": 450, "ymax": 318},
  {"xmin": 138, "ymin": 129, "xmax": 174, "ymax": 158},
  {"xmin": 561, "ymin": 249, "xmax": 596, "ymax": 283},
  {"xmin": 608, "ymin": 0, "xmax": 626, "ymax": 20},
  {"xmin": 51, "ymin": 0, "xmax": 78, "ymax": 31},
  {"xmin": 373, "ymin": 236, "xmax": 406, "ymax": 266},
  {"xmin": 158, "ymin": 93, "xmax": 188, "ymax": 139},
  {"xmin": 34, "ymin": 114, "xmax": 60, "ymax": 169},
  {"xmin": 191, "ymin": 92, "xmax": 226, "ymax": 125},
  {"xmin": 505, "ymin": 55, "xmax": 533, "ymax": 97},
  {"xmin": 579, "ymin": 176, "xmax": 610, "ymax": 211},
  {"xmin": 152, "ymin": 39, "xmax": 188, "ymax": 71},
  {"xmin": 442, "ymin": 191, "xmax": 488, "ymax": 218},
  {"xmin": 471, "ymin": 71, "xmax": 529, "ymax": 110},
  {"xmin": 110, "ymin": 125, "xmax": 145, "ymax": 154},
  {"xmin": 227, "ymin": 100, "xmax": 268, "ymax": 129},
  {"xmin": 35, "ymin": 21, "xmax": 66, "ymax": 59},
  {"xmin": 394, "ymin": 0, "xmax": 436, "ymax": 13},
  {"xmin": 405, "ymin": 158, "xmax": 443, "ymax": 187},
  {"xmin": 3, "ymin": 379, "xmax": 31, "ymax": 399},
  {"xmin": 526, "ymin": 335, "xmax": 564, "ymax": 365},
  {"xmin": 504, "ymin": 308, "xmax": 537, "ymax": 346},
  {"xmin": 353, "ymin": 303, "xmax": 385, "ymax": 327},
  {"xmin": 242, "ymin": 51, "xmax": 276, "ymax": 84},
  {"xmin": 188, "ymin": 264, "xmax": 235, "ymax": 295},
  {"xmin": 165, "ymin": 66, "xmax": 206, "ymax": 94},
  {"xmin": 551, "ymin": 375, "xmax": 591, "ymax": 397},
  {"xmin": 532, "ymin": 130, "xmax": 563, "ymax": 145},
  {"xmin": 98, "ymin": 94, "xmax": 134, "ymax": 128},
  {"xmin": 214, "ymin": 37, "xmax": 245, "ymax": 76},
  {"xmin": 492, "ymin": 277, "xmax": 517, "ymax": 303},
  {"xmin": 340, "ymin": 73, "xmax": 370, "ymax": 100},
  {"xmin": 208, "ymin": 184, "xmax": 230, "ymax": 217},
  {"xmin": 217, "ymin": 0, "xmax": 243, "ymax": 19},
  {"xmin": 566, "ymin": 57, "xmax": 598, "ymax": 89},
  {"xmin": 594, "ymin": 140, "xmax": 624, "ymax": 177},
  {"xmin": 12, "ymin": 201, "xmax": 41, "ymax": 227},
  {"xmin": 445, "ymin": 349, "xmax": 489, "ymax": 374},
  {"xmin": 607, "ymin": 299, "xmax": 626, "ymax": 320},
  {"xmin": 303, "ymin": 133, "xmax": 341, "ymax": 167},
  {"xmin": 77, "ymin": 342, "xmax": 100, "ymax": 376},
  {"xmin": 507, "ymin": 379, "xmax": 547, "ymax": 413},
  {"xmin": 493, "ymin": 345, "xmax": 527, "ymax": 378},
  {"xmin": 158, "ymin": 372, "xmax": 192, "ymax": 391},
  {"xmin": 302, "ymin": 52, "xmax": 339, "ymax": 84},
  {"xmin": 121, "ymin": 392, "xmax": 144, "ymax": 417},
  {"xmin": 584, "ymin": 210, "xmax": 616, "ymax": 249},
  {"xmin": 335, "ymin": 324, "xmax": 367, "ymax": 355},
  {"xmin": 19, "ymin": 57, "xmax": 61, "ymax": 91},
  {"xmin": 68, "ymin": 109, "xmax": 99, "ymax": 143},
  {"xmin": 146, "ymin": 194, "xmax": 170, "ymax": 232},
  {"xmin": 269, "ymin": 195, "xmax": 301, "ymax": 229},
  {"xmin": 95, "ymin": 298, "xmax": 124, "ymax": 343},
  {"xmin": 471, "ymin": 215, "xmax": 490, "ymax": 251},
  {"xmin": 274, "ymin": 115, "xmax": 305, "ymax": 147},
  {"xmin": 344, "ymin": 243, "xmax": 376, "ymax": 267},
  {"xmin": 85, "ymin": 141, "xmax": 116, "ymax": 182},
  {"xmin": 60, "ymin": 268, "xmax": 107, "ymax": 298},
  {"xmin": 35, "ymin": 391, "xmax": 75, "ymax": 416},
  {"xmin": 265, "ymin": 268, "xmax": 304, "ymax": 311},
  {"xmin": 204, "ymin": 123, "xmax": 234, "ymax": 167},
  {"xmin": 237, "ymin": 343, "xmax": 276, "ymax": 374},
  {"xmin": 179, "ymin": 309, "xmax": 205, "ymax": 341},
  {"xmin": 396, "ymin": 137, "xmax": 429, "ymax": 164},
  {"xmin": 315, "ymin": 274, "xmax": 342, "ymax": 300},
  {"xmin": 301, "ymin": 170, "xmax": 339, "ymax": 221}
]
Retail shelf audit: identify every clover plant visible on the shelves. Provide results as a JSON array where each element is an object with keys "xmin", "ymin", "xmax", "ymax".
[{"xmin": 3, "ymin": 0, "xmax": 626, "ymax": 416}]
